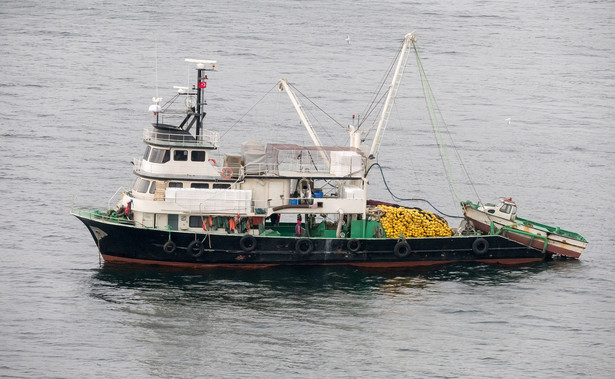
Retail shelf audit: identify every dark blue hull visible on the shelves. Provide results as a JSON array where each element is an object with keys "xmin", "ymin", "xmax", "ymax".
[{"xmin": 74, "ymin": 215, "xmax": 545, "ymax": 268}]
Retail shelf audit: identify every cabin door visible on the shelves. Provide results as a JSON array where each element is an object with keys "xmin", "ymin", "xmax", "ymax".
[
  {"xmin": 268, "ymin": 180, "xmax": 286, "ymax": 208},
  {"xmin": 167, "ymin": 214, "xmax": 178, "ymax": 230}
]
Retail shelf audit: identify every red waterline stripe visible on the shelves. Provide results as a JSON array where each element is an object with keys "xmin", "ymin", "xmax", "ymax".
[{"xmin": 101, "ymin": 255, "xmax": 542, "ymax": 268}]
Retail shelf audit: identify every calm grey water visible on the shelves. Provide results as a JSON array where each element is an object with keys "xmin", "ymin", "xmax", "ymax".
[{"xmin": 1, "ymin": 0, "xmax": 614, "ymax": 377}]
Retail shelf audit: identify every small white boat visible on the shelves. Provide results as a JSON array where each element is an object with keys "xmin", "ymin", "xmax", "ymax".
[{"xmin": 462, "ymin": 198, "xmax": 588, "ymax": 258}]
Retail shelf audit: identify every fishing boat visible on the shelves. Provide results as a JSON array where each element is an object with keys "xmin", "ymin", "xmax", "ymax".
[
  {"xmin": 462, "ymin": 198, "xmax": 587, "ymax": 258},
  {"xmin": 72, "ymin": 33, "xmax": 547, "ymax": 268}
]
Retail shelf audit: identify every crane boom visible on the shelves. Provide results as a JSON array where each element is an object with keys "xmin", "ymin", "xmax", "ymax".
[
  {"xmin": 278, "ymin": 78, "xmax": 329, "ymax": 164},
  {"xmin": 368, "ymin": 33, "xmax": 416, "ymax": 161}
]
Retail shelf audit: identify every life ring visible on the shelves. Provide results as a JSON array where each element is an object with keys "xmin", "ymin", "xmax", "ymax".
[
  {"xmin": 239, "ymin": 234, "xmax": 257, "ymax": 252},
  {"xmin": 163, "ymin": 240, "xmax": 176, "ymax": 254},
  {"xmin": 187, "ymin": 240, "xmax": 204, "ymax": 258},
  {"xmin": 393, "ymin": 241, "xmax": 411, "ymax": 258},
  {"xmin": 221, "ymin": 167, "xmax": 233, "ymax": 179},
  {"xmin": 295, "ymin": 238, "xmax": 313, "ymax": 255},
  {"xmin": 208, "ymin": 158, "xmax": 217, "ymax": 166},
  {"xmin": 472, "ymin": 237, "xmax": 489, "ymax": 256},
  {"xmin": 347, "ymin": 239, "xmax": 361, "ymax": 253}
]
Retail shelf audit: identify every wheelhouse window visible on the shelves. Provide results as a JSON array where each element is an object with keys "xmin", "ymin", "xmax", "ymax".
[
  {"xmin": 191, "ymin": 150, "xmax": 206, "ymax": 162},
  {"xmin": 148, "ymin": 181, "xmax": 157, "ymax": 194},
  {"xmin": 174, "ymin": 150, "xmax": 188, "ymax": 161},
  {"xmin": 189, "ymin": 216, "xmax": 203, "ymax": 228},
  {"xmin": 212, "ymin": 183, "xmax": 231, "ymax": 189},
  {"xmin": 133, "ymin": 177, "xmax": 150, "ymax": 193},
  {"xmin": 149, "ymin": 148, "xmax": 170, "ymax": 163},
  {"xmin": 143, "ymin": 146, "xmax": 151, "ymax": 160},
  {"xmin": 500, "ymin": 204, "xmax": 512, "ymax": 214},
  {"xmin": 168, "ymin": 182, "xmax": 183, "ymax": 188},
  {"xmin": 191, "ymin": 183, "xmax": 209, "ymax": 189}
]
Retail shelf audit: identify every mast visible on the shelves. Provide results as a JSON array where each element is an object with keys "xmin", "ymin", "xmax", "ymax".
[
  {"xmin": 368, "ymin": 32, "xmax": 415, "ymax": 162},
  {"xmin": 185, "ymin": 59, "xmax": 216, "ymax": 138}
]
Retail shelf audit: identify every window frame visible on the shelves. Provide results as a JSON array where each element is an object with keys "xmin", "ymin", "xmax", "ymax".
[
  {"xmin": 191, "ymin": 150, "xmax": 206, "ymax": 162},
  {"xmin": 173, "ymin": 150, "xmax": 188, "ymax": 161}
]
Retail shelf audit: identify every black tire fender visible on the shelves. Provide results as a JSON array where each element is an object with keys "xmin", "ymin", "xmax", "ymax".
[
  {"xmin": 394, "ymin": 241, "xmax": 411, "ymax": 258},
  {"xmin": 163, "ymin": 240, "xmax": 176, "ymax": 254},
  {"xmin": 187, "ymin": 240, "xmax": 204, "ymax": 258},
  {"xmin": 347, "ymin": 239, "xmax": 361, "ymax": 253},
  {"xmin": 472, "ymin": 237, "xmax": 489, "ymax": 256},
  {"xmin": 295, "ymin": 238, "xmax": 313, "ymax": 255},
  {"xmin": 239, "ymin": 234, "xmax": 257, "ymax": 252}
]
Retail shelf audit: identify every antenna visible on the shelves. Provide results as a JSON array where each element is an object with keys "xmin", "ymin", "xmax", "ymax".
[
  {"xmin": 155, "ymin": 37, "xmax": 159, "ymax": 100},
  {"xmin": 185, "ymin": 59, "xmax": 217, "ymax": 138}
]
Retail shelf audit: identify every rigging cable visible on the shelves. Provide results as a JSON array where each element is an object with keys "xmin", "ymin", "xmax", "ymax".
[
  {"xmin": 219, "ymin": 82, "xmax": 280, "ymax": 140},
  {"xmin": 358, "ymin": 90, "xmax": 388, "ymax": 142},
  {"xmin": 291, "ymin": 83, "xmax": 340, "ymax": 146},
  {"xmin": 410, "ymin": 39, "xmax": 483, "ymax": 207},
  {"xmin": 365, "ymin": 162, "xmax": 463, "ymax": 219},
  {"xmin": 358, "ymin": 40, "xmax": 404, "ymax": 131},
  {"xmin": 287, "ymin": 82, "xmax": 346, "ymax": 130}
]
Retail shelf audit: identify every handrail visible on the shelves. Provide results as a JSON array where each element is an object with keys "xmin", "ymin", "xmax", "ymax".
[
  {"xmin": 72, "ymin": 208, "xmax": 136, "ymax": 226},
  {"xmin": 107, "ymin": 187, "xmax": 127, "ymax": 210},
  {"xmin": 491, "ymin": 221, "xmax": 548, "ymax": 254},
  {"xmin": 142, "ymin": 128, "xmax": 219, "ymax": 148}
]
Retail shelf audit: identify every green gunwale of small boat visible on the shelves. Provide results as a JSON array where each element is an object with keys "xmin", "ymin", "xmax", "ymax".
[
  {"xmin": 514, "ymin": 216, "xmax": 587, "ymax": 243},
  {"xmin": 461, "ymin": 200, "xmax": 587, "ymax": 243}
]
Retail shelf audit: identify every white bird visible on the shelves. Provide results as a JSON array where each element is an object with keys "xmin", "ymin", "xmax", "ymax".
[
  {"xmin": 505, "ymin": 117, "xmax": 511, "ymax": 125},
  {"xmin": 345, "ymin": 35, "xmax": 351, "ymax": 45}
]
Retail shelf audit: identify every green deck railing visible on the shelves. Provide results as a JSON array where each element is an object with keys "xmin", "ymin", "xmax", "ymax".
[{"xmin": 490, "ymin": 222, "xmax": 548, "ymax": 254}]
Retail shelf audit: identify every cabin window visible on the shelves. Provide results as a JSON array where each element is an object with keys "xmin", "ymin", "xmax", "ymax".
[
  {"xmin": 212, "ymin": 183, "xmax": 231, "ymax": 189},
  {"xmin": 133, "ymin": 177, "xmax": 150, "ymax": 193},
  {"xmin": 500, "ymin": 204, "xmax": 512, "ymax": 214},
  {"xmin": 150, "ymin": 148, "xmax": 170, "ymax": 163},
  {"xmin": 174, "ymin": 150, "xmax": 188, "ymax": 161},
  {"xmin": 191, "ymin": 151, "xmax": 206, "ymax": 162},
  {"xmin": 143, "ymin": 146, "xmax": 151, "ymax": 160},
  {"xmin": 191, "ymin": 183, "xmax": 209, "ymax": 189},
  {"xmin": 189, "ymin": 216, "xmax": 203, "ymax": 228},
  {"xmin": 168, "ymin": 182, "xmax": 183, "ymax": 188},
  {"xmin": 148, "ymin": 181, "xmax": 157, "ymax": 194}
]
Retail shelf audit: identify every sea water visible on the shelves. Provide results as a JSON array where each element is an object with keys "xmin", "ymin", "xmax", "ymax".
[{"xmin": 1, "ymin": 0, "xmax": 614, "ymax": 377}]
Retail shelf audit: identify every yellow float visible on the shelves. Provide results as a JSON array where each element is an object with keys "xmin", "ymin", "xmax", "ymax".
[{"xmin": 377, "ymin": 205, "xmax": 452, "ymax": 238}]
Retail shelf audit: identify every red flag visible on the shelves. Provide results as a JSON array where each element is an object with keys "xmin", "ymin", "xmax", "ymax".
[{"xmin": 198, "ymin": 81, "xmax": 207, "ymax": 88}]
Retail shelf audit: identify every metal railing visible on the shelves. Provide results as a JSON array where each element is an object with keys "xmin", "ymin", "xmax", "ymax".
[
  {"xmin": 142, "ymin": 128, "xmax": 219, "ymax": 148},
  {"xmin": 107, "ymin": 187, "xmax": 127, "ymax": 210}
]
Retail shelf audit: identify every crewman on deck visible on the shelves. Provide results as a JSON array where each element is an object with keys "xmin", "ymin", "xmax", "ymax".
[{"xmin": 295, "ymin": 215, "xmax": 303, "ymax": 237}]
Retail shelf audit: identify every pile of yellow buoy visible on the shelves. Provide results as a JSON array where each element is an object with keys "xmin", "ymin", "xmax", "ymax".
[{"xmin": 377, "ymin": 205, "xmax": 452, "ymax": 238}]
